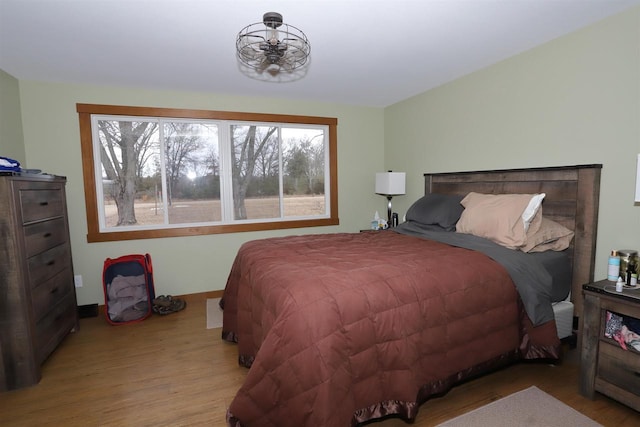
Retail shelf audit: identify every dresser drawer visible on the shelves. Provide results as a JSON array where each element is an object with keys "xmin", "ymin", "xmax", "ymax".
[
  {"xmin": 19, "ymin": 187, "xmax": 65, "ymax": 224},
  {"xmin": 31, "ymin": 269, "xmax": 74, "ymax": 323},
  {"xmin": 35, "ymin": 293, "xmax": 76, "ymax": 364},
  {"xmin": 597, "ymin": 341, "xmax": 640, "ymax": 396},
  {"xmin": 1, "ymin": 175, "xmax": 77, "ymax": 391},
  {"xmin": 27, "ymin": 244, "xmax": 71, "ymax": 287},
  {"xmin": 24, "ymin": 217, "xmax": 68, "ymax": 258}
]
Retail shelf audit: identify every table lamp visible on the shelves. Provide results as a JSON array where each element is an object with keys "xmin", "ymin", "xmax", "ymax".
[{"xmin": 375, "ymin": 171, "xmax": 406, "ymax": 226}]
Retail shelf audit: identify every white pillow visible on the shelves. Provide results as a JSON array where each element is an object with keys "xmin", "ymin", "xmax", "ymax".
[{"xmin": 522, "ymin": 193, "xmax": 545, "ymax": 232}]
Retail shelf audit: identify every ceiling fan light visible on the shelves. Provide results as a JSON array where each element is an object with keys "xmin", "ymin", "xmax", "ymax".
[{"xmin": 236, "ymin": 12, "xmax": 310, "ymax": 74}]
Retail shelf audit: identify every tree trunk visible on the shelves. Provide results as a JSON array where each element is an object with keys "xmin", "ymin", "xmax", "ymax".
[{"xmin": 115, "ymin": 123, "xmax": 138, "ymax": 225}]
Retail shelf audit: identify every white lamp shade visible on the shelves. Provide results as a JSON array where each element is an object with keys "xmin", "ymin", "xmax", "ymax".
[
  {"xmin": 375, "ymin": 172, "xmax": 406, "ymax": 195},
  {"xmin": 635, "ymin": 153, "xmax": 640, "ymax": 202}
]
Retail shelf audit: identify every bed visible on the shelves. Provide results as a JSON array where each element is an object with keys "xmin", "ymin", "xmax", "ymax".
[{"xmin": 221, "ymin": 164, "xmax": 601, "ymax": 427}]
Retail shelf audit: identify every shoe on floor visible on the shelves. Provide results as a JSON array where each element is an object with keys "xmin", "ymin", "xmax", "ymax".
[{"xmin": 152, "ymin": 295, "xmax": 186, "ymax": 315}]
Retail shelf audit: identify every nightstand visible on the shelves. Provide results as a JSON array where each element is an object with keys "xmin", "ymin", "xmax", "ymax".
[{"xmin": 579, "ymin": 279, "xmax": 640, "ymax": 411}]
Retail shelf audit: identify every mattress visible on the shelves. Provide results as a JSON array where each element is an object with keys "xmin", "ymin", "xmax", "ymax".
[
  {"xmin": 552, "ymin": 300, "xmax": 574, "ymax": 339},
  {"xmin": 528, "ymin": 250, "xmax": 572, "ymax": 302},
  {"xmin": 529, "ymin": 251, "xmax": 573, "ymax": 339}
]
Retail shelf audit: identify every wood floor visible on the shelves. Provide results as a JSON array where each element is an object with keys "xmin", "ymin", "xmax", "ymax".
[{"xmin": 1, "ymin": 292, "xmax": 638, "ymax": 427}]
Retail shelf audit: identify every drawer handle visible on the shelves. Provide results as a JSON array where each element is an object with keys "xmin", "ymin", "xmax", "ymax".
[
  {"xmin": 43, "ymin": 232, "xmax": 52, "ymax": 238},
  {"xmin": 39, "ymin": 201, "xmax": 49, "ymax": 206},
  {"xmin": 46, "ymin": 260, "xmax": 56, "ymax": 266}
]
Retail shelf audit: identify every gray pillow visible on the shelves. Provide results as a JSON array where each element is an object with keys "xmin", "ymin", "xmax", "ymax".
[{"xmin": 405, "ymin": 193, "xmax": 465, "ymax": 231}]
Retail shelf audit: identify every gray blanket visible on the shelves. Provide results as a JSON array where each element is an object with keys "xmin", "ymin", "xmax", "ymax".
[{"xmin": 394, "ymin": 221, "xmax": 554, "ymax": 326}]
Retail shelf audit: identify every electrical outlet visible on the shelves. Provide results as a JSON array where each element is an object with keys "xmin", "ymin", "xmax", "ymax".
[{"xmin": 74, "ymin": 275, "xmax": 83, "ymax": 288}]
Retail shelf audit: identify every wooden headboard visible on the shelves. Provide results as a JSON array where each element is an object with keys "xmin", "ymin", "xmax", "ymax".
[{"xmin": 424, "ymin": 164, "xmax": 602, "ymax": 319}]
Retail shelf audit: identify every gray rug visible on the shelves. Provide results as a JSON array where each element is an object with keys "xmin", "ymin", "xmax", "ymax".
[
  {"xmin": 206, "ymin": 298, "xmax": 223, "ymax": 329},
  {"xmin": 436, "ymin": 386, "xmax": 602, "ymax": 427}
]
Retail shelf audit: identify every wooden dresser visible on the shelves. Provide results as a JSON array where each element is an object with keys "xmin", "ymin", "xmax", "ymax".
[
  {"xmin": 0, "ymin": 173, "xmax": 79, "ymax": 391},
  {"xmin": 580, "ymin": 279, "xmax": 640, "ymax": 411}
]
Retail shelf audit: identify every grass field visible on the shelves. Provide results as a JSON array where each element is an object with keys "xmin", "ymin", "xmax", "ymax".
[{"xmin": 104, "ymin": 195, "xmax": 325, "ymax": 227}]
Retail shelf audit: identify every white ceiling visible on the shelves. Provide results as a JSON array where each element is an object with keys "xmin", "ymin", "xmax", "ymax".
[{"xmin": 1, "ymin": 0, "xmax": 639, "ymax": 107}]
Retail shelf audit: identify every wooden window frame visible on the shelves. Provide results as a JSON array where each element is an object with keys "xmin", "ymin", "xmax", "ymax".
[{"xmin": 77, "ymin": 103, "xmax": 339, "ymax": 242}]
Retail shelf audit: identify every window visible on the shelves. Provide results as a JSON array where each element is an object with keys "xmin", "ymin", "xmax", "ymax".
[{"xmin": 77, "ymin": 104, "xmax": 338, "ymax": 242}]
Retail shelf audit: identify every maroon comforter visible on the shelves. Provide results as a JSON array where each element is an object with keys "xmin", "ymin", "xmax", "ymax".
[{"xmin": 221, "ymin": 231, "xmax": 560, "ymax": 427}]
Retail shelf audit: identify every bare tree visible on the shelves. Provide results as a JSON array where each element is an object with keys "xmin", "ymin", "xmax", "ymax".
[
  {"xmin": 99, "ymin": 119, "xmax": 289, "ymax": 224},
  {"xmin": 231, "ymin": 125, "xmax": 278, "ymax": 219},
  {"xmin": 164, "ymin": 122, "xmax": 205, "ymax": 204},
  {"xmin": 306, "ymin": 139, "xmax": 325, "ymax": 193},
  {"xmin": 98, "ymin": 120, "xmax": 158, "ymax": 225},
  {"xmin": 256, "ymin": 140, "xmax": 279, "ymax": 179},
  {"xmin": 285, "ymin": 136, "xmax": 324, "ymax": 194},
  {"xmin": 204, "ymin": 146, "xmax": 220, "ymax": 177}
]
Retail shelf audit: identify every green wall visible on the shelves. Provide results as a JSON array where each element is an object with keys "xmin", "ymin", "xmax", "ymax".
[
  {"xmin": 9, "ymin": 6, "xmax": 640, "ymax": 305},
  {"xmin": 0, "ymin": 69, "xmax": 25, "ymax": 164},
  {"xmin": 384, "ymin": 7, "xmax": 640, "ymax": 282},
  {"xmin": 17, "ymin": 82, "xmax": 385, "ymax": 305}
]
